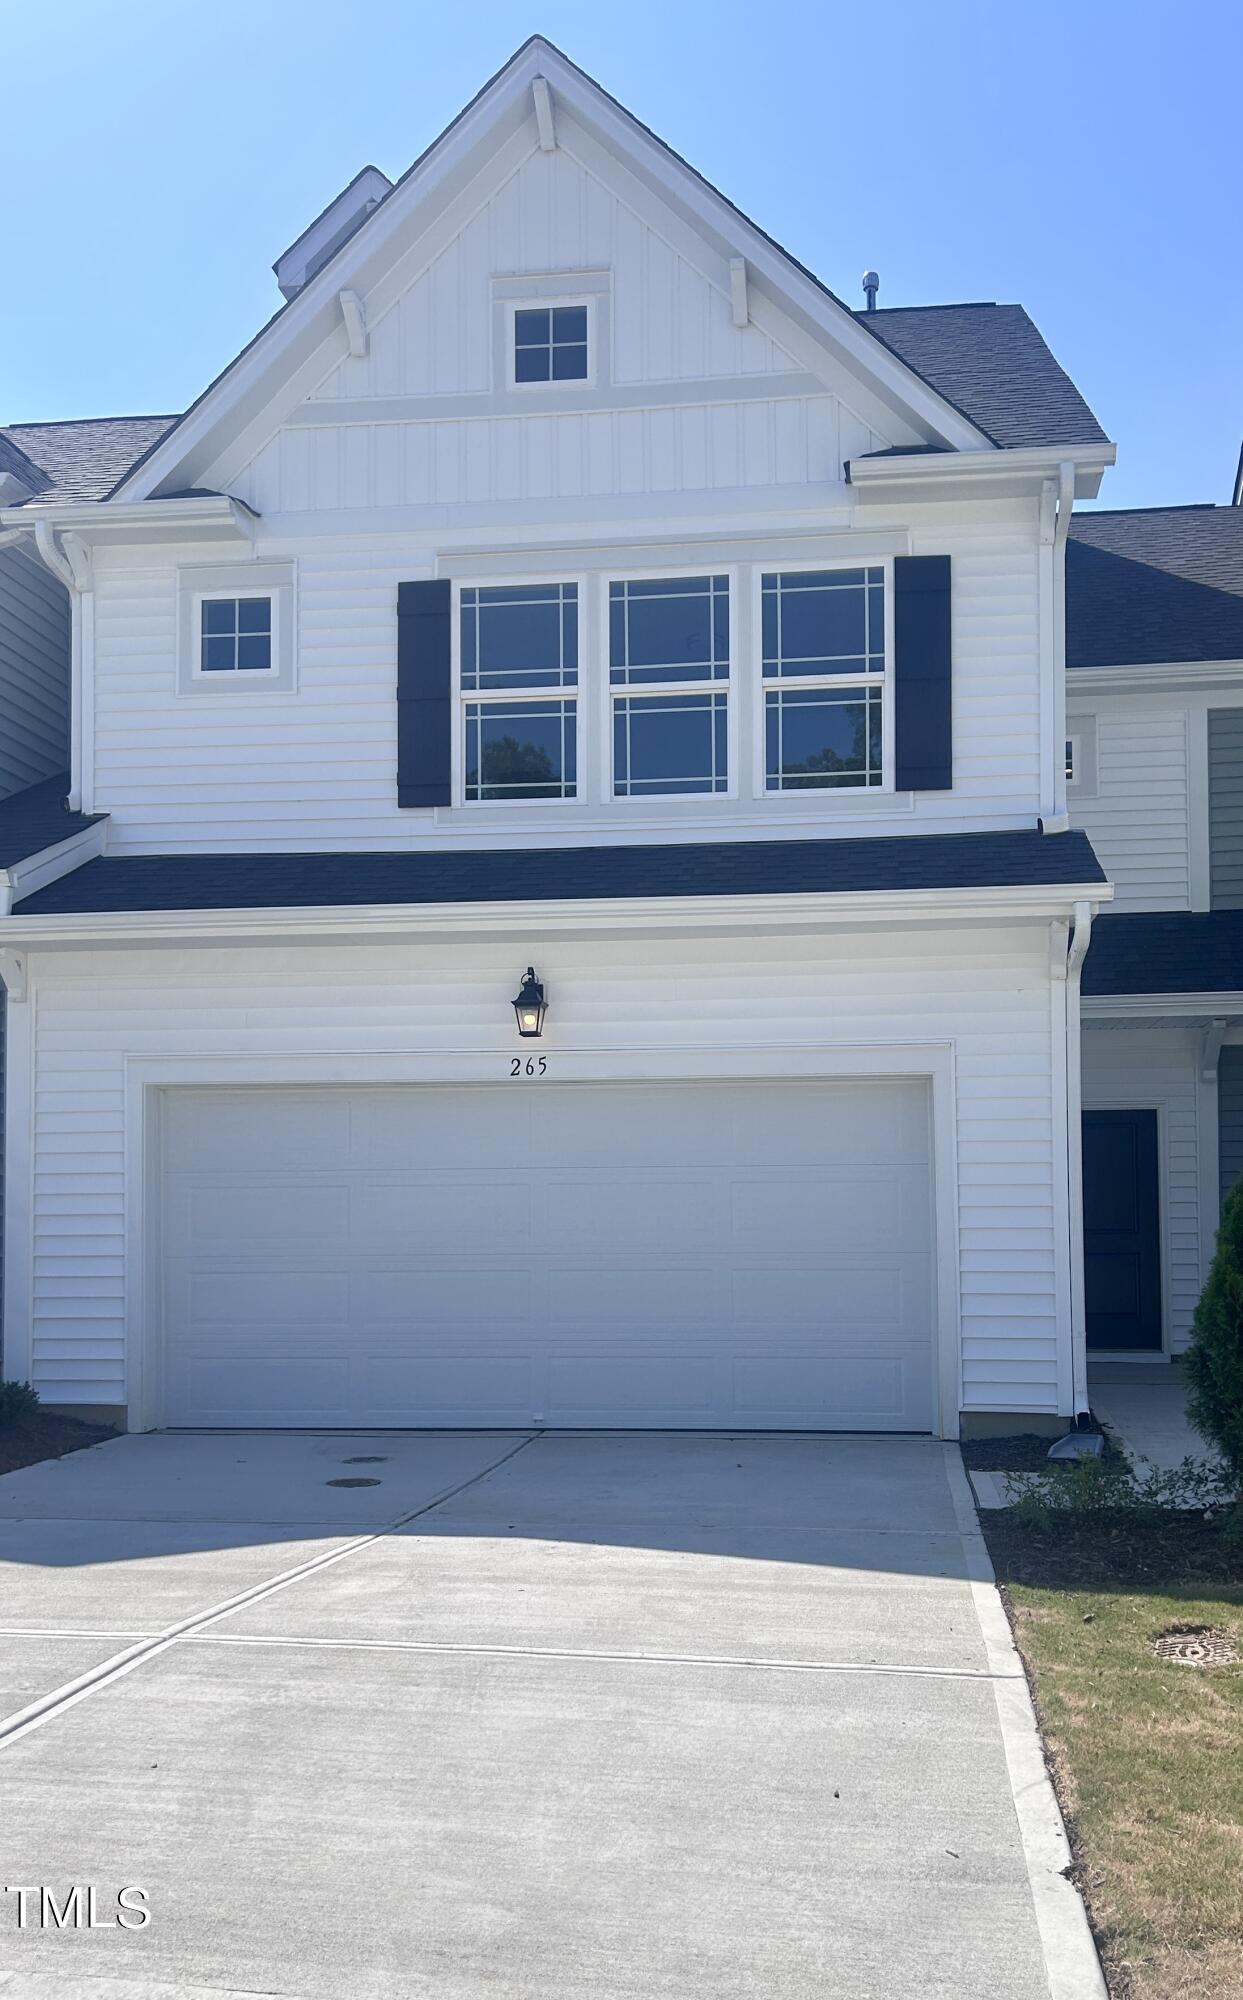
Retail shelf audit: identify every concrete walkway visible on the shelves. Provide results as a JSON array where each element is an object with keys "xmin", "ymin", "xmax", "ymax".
[
  {"xmin": 0, "ymin": 1432, "xmax": 1103, "ymax": 2000},
  {"xmin": 1089, "ymin": 1358, "xmax": 1217, "ymax": 1472}
]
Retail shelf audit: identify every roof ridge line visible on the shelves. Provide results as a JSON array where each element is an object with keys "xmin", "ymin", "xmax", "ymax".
[{"xmin": 5, "ymin": 414, "xmax": 179, "ymax": 431}]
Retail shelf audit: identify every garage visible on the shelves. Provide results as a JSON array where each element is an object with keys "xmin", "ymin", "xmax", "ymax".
[{"xmin": 157, "ymin": 1078, "xmax": 936, "ymax": 1431}]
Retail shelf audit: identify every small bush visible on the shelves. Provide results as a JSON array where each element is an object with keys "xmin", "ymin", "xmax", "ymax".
[
  {"xmin": 1005, "ymin": 1452, "xmax": 1235, "ymax": 1528},
  {"xmin": 0, "ymin": 1379, "xmax": 40, "ymax": 1428},
  {"xmin": 1186, "ymin": 1178, "xmax": 1243, "ymax": 1483}
]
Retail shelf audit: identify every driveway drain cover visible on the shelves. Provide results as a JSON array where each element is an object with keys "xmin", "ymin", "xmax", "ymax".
[
  {"xmin": 327, "ymin": 1477, "xmax": 382, "ymax": 1489},
  {"xmin": 343, "ymin": 1455, "xmax": 388, "ymax": 1464},
  {"xmin": 1152, "ymin": 1626, "xmax": 1238, "ymax": 1668}
]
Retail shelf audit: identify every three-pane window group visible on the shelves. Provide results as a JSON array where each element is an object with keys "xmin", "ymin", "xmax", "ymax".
[{"xmin": 460, "ymin": 567, "xmax": 887, "ymax": 802}]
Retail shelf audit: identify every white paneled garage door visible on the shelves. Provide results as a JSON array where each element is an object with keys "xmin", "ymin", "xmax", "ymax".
[{"xmin": 158, "ymin": 1080, "xmax": 936, "ymax": 1431}]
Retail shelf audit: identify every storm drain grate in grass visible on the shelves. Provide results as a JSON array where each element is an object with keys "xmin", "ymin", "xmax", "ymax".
[{"xmin": 1151, "ymin": 1625, "xmax": 1239, "ymax": 1668}]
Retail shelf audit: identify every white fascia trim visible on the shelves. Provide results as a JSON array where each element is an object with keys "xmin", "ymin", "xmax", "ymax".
[
  {"xmin": 1, "ymin": 879, "xmax": 1113, "ymax": 948},
  {"xmin": 0, "ymin": 819, "xmax": 108, "ymax": 918},
  {"xmin": 1068, "ymin": 658, "xmax": 1243, "ymax": 696},
  {"xmin": 1083, "ymin": 990, "xmax": 1243, "ymax": 1020},
  {"xmin": 0, "ymin": 496, "xmax": 257, "ymax": 543},
  {"xmin": 849, "ymin": 442, "xmax": 1115, "ymax": 500},
  {"xmin": 112, "ymin": 42, "xmax": 993, "ymax": 502}
]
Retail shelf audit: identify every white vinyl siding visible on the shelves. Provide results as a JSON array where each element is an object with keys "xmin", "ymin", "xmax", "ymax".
[
  {"xmin": 17, "ymin": 924, "xmax": 1067, "ymax": 1420},
  {"xmin": 1067, "ymin": 703, "xmax": 1192, "ymax": 911},
  {"xmin": 89, "ymin": 501, "xmax": 1044, "ymax": 852},
  {"xmin": 0, "ymin": 542, "xmax": 70, "ymax": 798},
  {"xmin": 1208, "ymin": 706, "xmax": 1243, "ymax": 908},
  {"xmin": 1081, "ymin": 1026, "xmax": 1205, "ymax": 1354}
]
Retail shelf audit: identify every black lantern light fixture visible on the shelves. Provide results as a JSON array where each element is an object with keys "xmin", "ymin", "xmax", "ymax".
[{"xmin": 512, "ymin": 966, "xmax": 547, "ymax": 1039}]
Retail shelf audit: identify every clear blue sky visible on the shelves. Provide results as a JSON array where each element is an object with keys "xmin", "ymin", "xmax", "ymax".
[{"xmin": 3, "ymin": 0, "xmax": 1239, "ymax": 509}]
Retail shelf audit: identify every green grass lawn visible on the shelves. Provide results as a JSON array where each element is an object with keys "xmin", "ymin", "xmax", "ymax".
[{"xmin": 985, "ymin": 1514, "xmax": 1243, "ymax": 1999}]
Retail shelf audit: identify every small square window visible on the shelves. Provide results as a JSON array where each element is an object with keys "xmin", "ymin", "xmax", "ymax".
[
  {"xmin": 513, "ymin": 304, "xmax": 589, "ymax": 383},
  {"xmin": 199, "ymin": 596, "xmax": 272, "ymax": 674}
]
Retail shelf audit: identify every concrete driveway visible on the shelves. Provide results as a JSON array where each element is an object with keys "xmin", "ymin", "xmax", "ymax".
[{"xmin": 0, "ymin": 1431, "xmax": 1101, "ymax": 2000}]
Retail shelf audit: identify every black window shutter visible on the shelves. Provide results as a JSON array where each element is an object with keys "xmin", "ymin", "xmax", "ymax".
[
  {"xmin": 893, "ymin": 555, "xmax": 952, "ymax": 792},
  {"xmin": 397, "ymin": 579, "xmax": 452, "ymax": 808}
]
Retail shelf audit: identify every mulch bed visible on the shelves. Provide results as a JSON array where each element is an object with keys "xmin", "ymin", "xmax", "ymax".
[
  {"xmin": 961, "ymin": 1431, "xmax": 1129, "ymax": 1474},
  {"xmin": 983, "ymin": 1508, "xmax": 1243, "ymax": 1592},
  {"xmin": 961, "ymin": 1433, "xmax": 1065, "ymax": 1472},
  {"xmin": 0, "ymin": 1412, "xmax": 117, "ymax": 1477}
]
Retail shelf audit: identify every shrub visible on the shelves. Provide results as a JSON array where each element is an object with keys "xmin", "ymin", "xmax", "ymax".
[
  {"xmin": 1005, "ymin": 1453, "xmax": 1235, "ymax": 1528},
  {"xmin": 0, "ymin": 1379, "xmax": 40, "ymax": 1428},
  {"xmin": 1186, "ymin": 1177, "xmax": 1243, "ymax": 1483}
]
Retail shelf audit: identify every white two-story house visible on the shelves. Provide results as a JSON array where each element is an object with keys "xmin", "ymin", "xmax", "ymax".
[
  {"xmin": 0, "ymin": 38, "xmax": 1117, "ymax": 1439},
  {"xmin": 1069, "ymin": 502, "xmax": 1243, "ymax": 1361}
]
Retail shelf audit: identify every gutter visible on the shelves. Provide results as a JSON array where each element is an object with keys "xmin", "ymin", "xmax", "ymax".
[
  {"xmin": 32, "ymin": 520, "xmax": 92, "ymax": 812},
  {"xmin": 0, "ymin": 877, "xmax": 1113, "ymax": 949},
  {"xmin": 1065, "ymin": 898, "xmax": 1093, "ymax": 1421}
]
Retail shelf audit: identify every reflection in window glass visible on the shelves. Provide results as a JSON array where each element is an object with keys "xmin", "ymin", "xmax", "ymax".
[
  {"xmin": 614, "ymin": 692, "xmax": 727, "ymax": 796},
  {"xmin": 765, "ymin": 685, "xmax": 882, "ymax": 790},
  {"xmin": 464, "ymin": 700, "xmax": 576, "ymax": 801}
]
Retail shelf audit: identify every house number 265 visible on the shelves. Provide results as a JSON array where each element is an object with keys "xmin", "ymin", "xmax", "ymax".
[{"xmin": 510, "ymin": 1056, "xmax": 548, "ymax": 1078}]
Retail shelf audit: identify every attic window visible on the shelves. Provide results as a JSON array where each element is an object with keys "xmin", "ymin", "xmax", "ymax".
[{"xmin": 513, "ymin": 305, "xmax": 588, "ymax": 383}]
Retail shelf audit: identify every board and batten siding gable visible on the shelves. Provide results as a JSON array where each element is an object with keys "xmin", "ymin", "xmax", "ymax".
[
  {"xmin": 1067, "ymin": 698, "xmax": 1192, "ymax": 911},
  {"xmin": 311, "ymin": 143, "xmax": 797, "ymax": 403},
  {"xmin": 20, "ymin": 925, "xmax": 1067, "ymax": 1419},
  {"xmin": 89, "ymin": 497, "xmax": 1044, "ymax": 852},
  {"xmin": 1209, "ymin": 706, "xmax": 1243, "ymax": 908},
  {"xmin": 221, "ymin": 137, "xmax": 910, "ymax": 518},
  {"xmin": 0, "ymin": 542, "xmax": 70, "ymax": 799}
]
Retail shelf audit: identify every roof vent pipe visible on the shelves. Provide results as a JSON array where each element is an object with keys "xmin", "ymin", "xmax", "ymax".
[{"xmin": 862, "ymin": 270, "xmax": 879, "ymax": 312}]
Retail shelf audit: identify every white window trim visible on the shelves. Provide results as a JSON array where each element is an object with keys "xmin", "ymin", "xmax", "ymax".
[
  {"xmin": 750, "ymin": 557, "xmax": 895, "ymax": 799},
  {"xmin": 505, "ymin": 293, "xmax": 597, "ymax": 392},
  {"xmin": 176, "ymin": 561, "xmax": 296, "ymax": 696},
  {"xmin": 193, "ymin": 589, "xmax": 278, "ymax": 683},
  {"xmin": 453, "ymin": 573, "xmax": 587, "ymax": 809},
  {"xmin": 1064, "ymin": 711, "xmax": 1098, "ymax": 799},
  {"xmin": 491, "ymin": 269, "xmax": 612, "ymax": 397},
  {"xmin": 599, "ymin": 564, "xmax": 739, "ymax": 805}
]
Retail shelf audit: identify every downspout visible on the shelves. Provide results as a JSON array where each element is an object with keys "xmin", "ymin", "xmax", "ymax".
[
  {"xmin": 1052, "ymin": 460, "xmax": 1075, "ymax": 823},
  {"xmin": 1038, "ymin": 460, "xmax": 1076, "ymax": 832},
  {"xmin": 33, "ymin": 520, "xmax": 92, "ymax": 813},
  {"xmin": 1065, "ymin": 898, "xmax": 1092, "ymax": 1421}
]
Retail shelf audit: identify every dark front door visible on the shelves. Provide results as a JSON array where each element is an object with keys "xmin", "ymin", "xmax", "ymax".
[{"xmin": 1082, "ymin": 1109, "xmax": 1163, "ymax": 1351}]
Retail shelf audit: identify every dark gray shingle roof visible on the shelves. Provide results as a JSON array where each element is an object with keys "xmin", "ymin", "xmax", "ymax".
[
  {"xmin": 0, "ymin": 773, "xmax": 104, "ymax": 869},
  {"xmin": 0, "ymin": 416, "xmax": 178, "ymax": 504},
  {"xmin": 855, "ymin": 304, "xmax": 1109, "ymax": 450},
  {"xmin": 1083, "ymin": 911, "xmax": 1243, "ymax": 997},
  {"xmin": 1067, "ymin": 506, "xmax": 1243, "ymax": 668},
  {"xmin": 13, "ymin": 829, "xmax": 1104, "ymax": 916}
]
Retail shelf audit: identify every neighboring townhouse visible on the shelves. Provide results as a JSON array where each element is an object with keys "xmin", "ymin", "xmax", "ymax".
[
  {"xmin": 1068, "ymin": 502, "xmax": 1243, "ymax": 1357},
  {"xmin": 0, "ymin": 418, "xmax": 175, "ymax": 1319},
  {"xmin": 0, "ymin": 38, "xmax": 1119, "ymax": 1438}
]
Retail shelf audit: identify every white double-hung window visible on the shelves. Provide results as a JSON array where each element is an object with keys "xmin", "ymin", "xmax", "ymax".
[
  {"xmin": 609, "ymin": 574, "xmax": 730, "ymax": 797},
  {"xmin": 459, "ymin": 582, "xmax": 578, "ymax": 802},
  {"xmin": 761, "ymin": 565, "xmax": 888, "ymax": 790}
]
